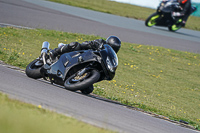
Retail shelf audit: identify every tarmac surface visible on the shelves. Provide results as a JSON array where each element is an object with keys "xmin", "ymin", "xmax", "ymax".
[{"xmin": 0, "ymin": 0, "xmax": 200, "ymax": 132}]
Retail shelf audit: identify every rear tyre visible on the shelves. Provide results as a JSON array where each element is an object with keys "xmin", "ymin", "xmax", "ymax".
[
  {"xmin": 64, "ymin": 69, "xmax": 100, "ymax": 91},
  {"xmin": 25, "ymin": 59, "xmax": 43, "ymax": 79},
  {"xmin": 145, "ymin": 13, "xmax": 160, "ymax": 27}
]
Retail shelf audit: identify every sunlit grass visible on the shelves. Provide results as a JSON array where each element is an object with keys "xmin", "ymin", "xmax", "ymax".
[
  {"xmin": 0, "ymin": 27, "xmax": 200, "ymax": 130},
  {"xmin": 0, "ymin": 27, "xmax": 102, "ymax": 68},
  {"xmin": 0, "ymin": 93, "xmax": 114, "ymax": 133},
  {"xmin": 94, "ymin": 43, "xmax": 200, "ymax": 129},
  {"xmin": 48, "ymin": 0, "xmax": 200, "ymax": 31}
]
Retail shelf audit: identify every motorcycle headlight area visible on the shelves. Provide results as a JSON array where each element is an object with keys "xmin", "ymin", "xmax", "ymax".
[{"xmin": 106, "ymin": 57, "xmax": 118, "ymax": 72}]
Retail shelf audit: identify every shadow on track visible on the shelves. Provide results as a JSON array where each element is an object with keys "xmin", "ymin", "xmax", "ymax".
[{"xmin": 152, "ymin": 27, "xmax": 200, "ymax": 39}]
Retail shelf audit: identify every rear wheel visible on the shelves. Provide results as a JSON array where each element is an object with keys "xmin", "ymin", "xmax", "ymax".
[
  {"xmin": 64, "ymin": 69, "xmax": 100, "ymax": 91},
  {"xmin": 25, "ymin": 59, "xmax": 43, "ymax": 79},
  {"xmin": 145, "ymin": 13, "xmax": 160, "ymax": 27}
]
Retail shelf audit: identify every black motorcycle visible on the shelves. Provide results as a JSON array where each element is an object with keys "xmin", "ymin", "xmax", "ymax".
[
  {"xmin": 26, "ymin": 41, "xmax": 118, "ymax": 94},
  {"xmin": 145, "ymin": 0, "xmax": 196, "ymax": 31}
]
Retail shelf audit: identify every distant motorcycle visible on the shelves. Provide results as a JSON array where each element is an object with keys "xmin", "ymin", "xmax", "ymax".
[
  {"xmin": 26, "ymin": 41, "xmax": 118, "ymax": 94},
  {"xmin": 145, "ymin": 0, "xmax": 196, "ymax": 31}
]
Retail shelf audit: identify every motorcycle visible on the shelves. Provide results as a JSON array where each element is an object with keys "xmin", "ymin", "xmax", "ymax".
[
  {"xmin": 145, "ymin": 0, "xmax": 196, "ymax": 31},
  {"xmin": 25, "ymin": 41, "xmax": 118, "ymax": 94}
]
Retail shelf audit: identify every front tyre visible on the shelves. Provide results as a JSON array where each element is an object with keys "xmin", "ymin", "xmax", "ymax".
[
  {"xmin": 168, "ymin": 24, "xmax": 182, "ymax": 32},
  {"xmin": 145, "ymin": 13, "xmax": 160, "ymax": 27},
  {"xmin": 64, "ymin": 69, "xmax": 100, "ymax": 91},
  {"xmin": 25, "ymin": 59, "xmax": 43, "ymax": 79}
]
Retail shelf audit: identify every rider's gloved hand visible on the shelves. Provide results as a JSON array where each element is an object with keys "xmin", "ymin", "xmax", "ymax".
[
  {"xmin": 174, "ymin": 4, "xmax": 183, "ymax": 11},
  {"xmin": 90, "ymin": 40, "xmax": 102, "ymax": 50}
]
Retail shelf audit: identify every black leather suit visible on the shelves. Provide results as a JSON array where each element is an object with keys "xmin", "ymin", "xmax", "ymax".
[
  {"xmin": 179, "ymin": 0, "xmax": 192, "ymax": 22},
  {"xmin": 50, "ymin": 39, "xmax": 106, "ymax": 59}
]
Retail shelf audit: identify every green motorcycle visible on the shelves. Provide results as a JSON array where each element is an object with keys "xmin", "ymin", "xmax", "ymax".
[{"xmin": 145, "ymin": 0, "xmax": 195, "ymax": 32}]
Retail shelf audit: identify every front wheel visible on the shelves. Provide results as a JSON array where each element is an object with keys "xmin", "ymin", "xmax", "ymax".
[
  {"xmin": 168, "ymin": 24, "xmax": 182, "ymax": 32},
  {"xmin": 64, "ymin": 69, "xmax": 100, "ymax": 91},
  {"xmin": 145, "ymin": 13, "xmax": 160, "ymax": 27},
  {"xmin": 25, "ymin": 59, "xmax": 43, "ymax": 79}
]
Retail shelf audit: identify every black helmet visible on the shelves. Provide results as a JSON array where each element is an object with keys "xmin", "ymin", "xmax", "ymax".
[{"xmin": 106, "ymin": 36, "xmax": 121, "ymax": 53}]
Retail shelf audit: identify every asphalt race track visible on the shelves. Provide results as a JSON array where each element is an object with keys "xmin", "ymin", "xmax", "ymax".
[
  {"xmin": 1, "ymin": 0, "xmax": 200, "ymax": 52},
  {"xmin": 0, "ymin": 0, "xmax": 200, "ymax": 133},
  {"xmin": 0, "ymin": 62, "xmax": 198, "ymax": 133}
]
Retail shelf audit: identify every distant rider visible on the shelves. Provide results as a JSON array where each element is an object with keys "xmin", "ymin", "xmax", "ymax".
[
  {"xmin": 172, "ymin": 0, "xmax": 192, "ymax": 27},
  {"xmin": 49, "ymin": 36, "xmax": 121, "ymax": 60}
]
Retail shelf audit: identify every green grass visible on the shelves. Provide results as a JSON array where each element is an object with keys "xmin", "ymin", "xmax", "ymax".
[
  {"xmin": 0, "ymin": 27, "xmax": 200, "ymax": 130},
  {"xmin": 0, "ymin": 93, "xmax": 114, "ymax": 133},
  {"xmin": 48, "ymin": 0, "xmax": 200, "ymax": 31},
  {"xmin": 0, "ymin": 27, "xmax": 102, "ymax": 67}
]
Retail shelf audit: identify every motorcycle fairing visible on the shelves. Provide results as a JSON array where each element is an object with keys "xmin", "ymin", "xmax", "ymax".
[
  {"xmin": 99, "ymin": 44, "xmax": 118, "ymax": 80},
  {"xmin": 40, "ymin": 45, "xmax": 118, "ymax": 85},
  {"xmin": 48, "ymin": 50, "xmax": 99, "ymax": 83}
]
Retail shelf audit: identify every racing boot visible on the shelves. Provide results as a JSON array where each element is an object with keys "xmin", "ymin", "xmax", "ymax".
[{"xmin": 49, "ymin": 42, "xmax": 81, "ymax": 61}]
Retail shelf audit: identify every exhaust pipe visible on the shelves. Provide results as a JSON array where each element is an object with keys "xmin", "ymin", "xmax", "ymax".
[
  {"xmin": 41, "ymin": 41, "xmax": 50, "ymax": 54},
  {"xmin": 41, "ymin": 41, "xmax": 50, "ymax": 65}
]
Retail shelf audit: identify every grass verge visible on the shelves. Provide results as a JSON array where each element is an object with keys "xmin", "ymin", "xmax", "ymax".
[
  {"xmin": 0, "ymin": 93, "xmax": 114, "ymax": 133},
  {"xmin": 48, "ymin": 0, "xmax": 200, "ymax": 31},
  {"xmin": 0, "ymin": 27, "xmax": 200, "ymax": 130}
]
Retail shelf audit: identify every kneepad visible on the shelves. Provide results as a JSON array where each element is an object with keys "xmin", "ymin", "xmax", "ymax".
[
  {"xmin": 68, "ymin": 42, "xmax": 81, "ymax": 51},
  {"xmin": 61, "ymin": 42, "xmax": 81, "ymax": 53}
]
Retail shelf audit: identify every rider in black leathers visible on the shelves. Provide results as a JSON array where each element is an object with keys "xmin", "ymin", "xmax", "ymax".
[
  {"xmin": 49, "ymin": 36, "xmax": 121, "ymax": 60},
  {"xmin": 172, "ymin": 0, "xmax": 192, "ymax": 27}
]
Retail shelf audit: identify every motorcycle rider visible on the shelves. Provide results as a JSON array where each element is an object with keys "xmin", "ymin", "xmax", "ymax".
[
  {"xmin": 172, "ymin": 0, "xmax": 192, "ymax": 27},
  {"xmin": 49, "ymin": 36, "xmax": 121, "ymax": 60}
]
